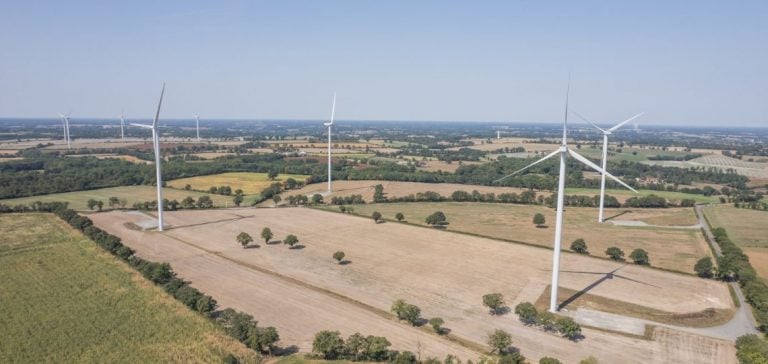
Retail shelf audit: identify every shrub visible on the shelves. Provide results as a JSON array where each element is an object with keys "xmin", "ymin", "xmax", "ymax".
[
  {"xmin": 395, "ymin": 212, "xmax": 405, "ymax": 222},
  {"xmin": 333, "ymin": 251, "xmax": 345, "ymax": 264},
  {"xmin": 605, "ymin": 246, "xmax": 625, "ymax": 261},
  {"xmin": 629, "ymin": 248, "xmax": 650, "ymax": 265},
  {"xmin": 694, "ymin": 257, "xmax": 714, "ymax": 278},
  {"xmin": 312, "ymin": 330, "xmax": 345, "ymax": 359},
  {"xmin": 556, "ymin": 317, "xmax": 582, "ymax": 340},
  {"xmin": 482, "ymin": 293, "xmax": 506, "ymax": 315},
  {"xmin": 487, "ymin": 329, "xmax": 512, "ymax": 354},
  {"xmin": 570, "ymin": 238, "xmax": 588, "ymax": 254},
  {"xmin": 372, "ymin": 211, "xmax": 382, "ymax": 223},
  {"xmin": 429, "ymin": 317, "xmax": 445, "ymax": 334},
  {"xmin": 284, "ymin": 234, "xmax": 299, "ymax": 248},
  {"xmin": 514, "ymin": 302, "xmax": 538, "ymax": 324},
  {"xmin": 391, "ymin": 299, "xmax": 421, "ymax": 325},
  {"xmin": 425, "ymin": 211, "xmax": 447, "ymax": 226},
  {"xmin": 533, "ymin": 213, "xmax": 546, "ymax": 227}
]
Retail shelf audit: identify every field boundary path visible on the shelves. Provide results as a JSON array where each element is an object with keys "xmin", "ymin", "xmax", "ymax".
[{"xmin": 694, "ymin": 204, "xmax": 759, "ymax": 339}]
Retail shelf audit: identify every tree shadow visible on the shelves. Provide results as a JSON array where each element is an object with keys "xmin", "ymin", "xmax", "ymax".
[
  {"xmin": 374, "ymin": 220, "xmax": 386, "ymax": 224},
  {"xmin": 339, "ymin": 260, "xmax": 352, "ymax": 265},
  {"xmin": 290, "ymin": 244, "xmax": 306, "ymax": 250},
  {"xmin": 273, "ymin": 345, "xmax": 299, "ymax": 356},
  {"xmin": 413, "ymin": 318, "xmax": 429, "ymax": 327},
  {"xmin": 489, "ymin": 306, "xmax": 511, "ymax": 316},
  {"xmin": 535, "ymin": 225, "xmax": 549, "ymax": 229},
  {"xmin": 267, "ymin": 240, "xmax": 281, "ymax": 245},
  {"xmin": 245, "ymin": 244, "xmax": 260, "ymax": 249},
  {"xmin": 436, "ymin": 327, "xmax": 452, "ymax": 335}
]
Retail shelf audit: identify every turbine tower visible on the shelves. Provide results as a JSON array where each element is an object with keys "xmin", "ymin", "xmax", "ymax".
[
  {"xmin": 497, "ymin": 130, "xmax": 501, "ymax": 139},
  {"xmin": 194, "ymin": 114, "xmax": 201, "ymax": 141},
  {"xmin": 323, "ymin": 93, "xmax": 336, "ymax": 193},
  {"xmin": 59, "ymin": 113, "xmax": 72, "ymax": 149},
  {"xmin": 130, "ymin": 84, "xmax": 166, "ymax": 231},
  {"xmin": 495, "ymin": 80, "xmax": 637, "ymax": 313},
  {"xmin": 574, "ymin": 111, "xmax": 643, "ymax": 223},
  {"xmin": 120, "ymin": 110, "xmax": 125, "ymax": 141}
]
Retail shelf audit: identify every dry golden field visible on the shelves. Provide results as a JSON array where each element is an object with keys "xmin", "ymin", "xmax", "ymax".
[
  {"xmin": 703, "ymin": 205, "xmax": 768, "ymax": 281},
  {"xmin": 91, "ymin": 207, "xmax": 734, "ymax": 363},
  {"xmin": 168, "ymin": 172, "xmax": 311, "ymax": 195}
]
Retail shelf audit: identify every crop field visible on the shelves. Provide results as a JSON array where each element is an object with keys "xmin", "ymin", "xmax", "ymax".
[
  {"xmin": 643, "ymin": 155, "xmax": 768, "ymax": 178},
  {"xmin": 575, "ymin": 146, "xmax": 701, "ymax": 163},
  {"xmin": 564, "ymin": 187, "xmax": 720, "ymax": 204},
  {"xmin": 703, "ymin": 205, "xmax": 768, "ymax": 281},
  {"xmin": 0, "ymin": 213, "xmax": 258, "ymax": 363},
  {"xmin": 167, "ymin": 172, "xmax": 311, "ymax": 195},
  {"xmin": 0, "ymin": 186, "xmax": 229, "ymax": 211},
  {"xmin": 91, "ymin": 207, "xmax": 734, "ymax": 363},
  {"xmin": 326, "ymin": 202, "xmax": 710, "ymax": 273}
]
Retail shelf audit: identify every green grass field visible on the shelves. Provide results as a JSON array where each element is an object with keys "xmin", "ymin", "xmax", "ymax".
[
  {"xmin": 576, "ymin": 146, "xmax": 696, "ymax": 163},
  {"xmin": 321, "ymin": 202, "xmax": 711, "ymax": 273},
  {"xmin": 168, "ymin": 172, "xmax": 311, "ymax": 195},
  {"xmin": 564, "ymin": 187, "xmax": 720, "ymax": 204},
  {"xmin": 0, "ymin": 213, "xmax": 258, "ymax": 363},
  {"xmin": 0, "ymin": 186, "xmax": 231, "ymax": 211}
]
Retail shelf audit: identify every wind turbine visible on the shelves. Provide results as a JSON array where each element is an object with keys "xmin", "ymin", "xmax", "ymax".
[
  {"xmin": 573, "ymin": 111, "xmax": 643, "ymax": 223},
  {"xmin": 120, "ymin": 110, "xmax": 125, "ymax": 141},
  {"xmin": 497, "ymin": 130, "xmax": 501, "ymax": 139},
  {"xmin": 58, "ymin": 113, "xmax": 72, "ymax": 149},
  {"xmin": 194, "ymin": 114, "xmax": 201, "ymax": 141},
  {"xmin": 495, "ymin": 80, "xmax": 638, "ymax": 313},
  {"xmin": 323, "ymin": 93, "xmax": 336, "ymax": 193},
  {"xmin": 130, "ymin": 84, "xmax": 166, "ymax": 231}
]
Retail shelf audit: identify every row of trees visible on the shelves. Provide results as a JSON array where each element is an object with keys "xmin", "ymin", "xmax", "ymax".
[
  {"xmin": 513, "ymin": 302, "xmax": 583, "ymax": 340},
  {"xmin": 567, "ymin": 238, "xmax": 651, "ymax": 266},
  {"xmin": 133, "ymin": 195, "xmax": 215, "ymax": 211}
]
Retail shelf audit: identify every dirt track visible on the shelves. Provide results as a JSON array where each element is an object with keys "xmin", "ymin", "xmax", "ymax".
[{"xmin": 91, "ymin": 208, "xmax": 735, "ymax": 363}]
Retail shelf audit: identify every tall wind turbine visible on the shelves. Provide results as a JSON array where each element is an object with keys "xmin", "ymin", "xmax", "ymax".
[
  {"xmin": 573, "ymin": 111, "xmax": 643, "ymax": 223},
  {"xmin": 59, "ymin": 113, "xmax": 72, "ymax": 149},
  {"xmin": 495, "ymin": 81, "xmax": 638, "ymax": 313},
  {"xmin": 120, "ymin": 110, "xmax": 125, "ymax": 141},
  {"xmin": 130, "ymin": 84, "xmax": 166, "ymax": 231},
  {"xmin": 323, "ymin": 93, "xmax": 336, "ymax": 193},
  {"xmin": 194, "ymin": 114, "xmax": 201, "ymax": 141}
]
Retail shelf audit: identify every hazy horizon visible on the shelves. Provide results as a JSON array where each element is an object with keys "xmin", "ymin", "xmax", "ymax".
[{"xmin": 1, "ymin": 1, "xmax": 766, "ymax": 126}]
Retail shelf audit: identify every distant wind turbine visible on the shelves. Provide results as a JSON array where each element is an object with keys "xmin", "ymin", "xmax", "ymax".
[
  {"xmin": 323, "ymin": 93, "xmax": 336, "ymax": 193},
  {"xmin": 573, "ymin": 111, "xmax": 643, "ymax": 223},
  {"xmin": 495, "ymin": 79, "xmax": 637, "ymax": 313},
  {"xmin": 120, "ymin": 110, "xmax": 125, "ymax": 141},
  {"xmin": 58, "ymin": 113, "xmax": 72, "ymax": 149},
  {"xmin": 130, "ymin": 84, "xmax": 166, "ymax": 231},
  {"xmin": 194, "ymin": 114, "xmax": 201, "ymax": 142}
]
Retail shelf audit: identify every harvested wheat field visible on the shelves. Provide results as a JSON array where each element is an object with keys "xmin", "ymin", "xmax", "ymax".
[
  {"xmin": 332, "ymin": 202, "xmax": 710, "ymax": 272},
  {"xmin": 168, "ymin": 172, "xmax": 311, "ymax": 195},
  {"xmin": 91, "ymin": 207, "xmax": 734, "ymax": 363}
]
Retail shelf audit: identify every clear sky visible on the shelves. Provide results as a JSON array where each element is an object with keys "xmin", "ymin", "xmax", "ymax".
[{"xmin": 0, "ymin": 1, "xmax": 766, "ymax": 125}]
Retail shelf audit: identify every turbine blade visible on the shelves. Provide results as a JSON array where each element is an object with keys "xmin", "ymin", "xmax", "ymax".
[
  {"xmin": 568, "ymin": 149, "xmax": 638, "ymax": 193},
  {"xmin": 330, "ymin": 92, "xmax": 336, "ymax": 125},
  {"xmin": 130, "ymin": 123, "xmax": 153, "ymax": 129},
  {"xmin": 572, "ymin": 111, "xmax": 606, "ymax": 133},
  {"xmin": 608, "ymin": 112, "xmax": 644, "ymax": 132},
  {"xmin": 562, "ymin": 71, "xmax": 571, "ymax": 144},
  {"xmin": 494, "ymin": 149, "xmax": 560, "ymax": 183},
  {"xmin": 152, "ymin": 83, "xmax": 165, "ymax": 129}
]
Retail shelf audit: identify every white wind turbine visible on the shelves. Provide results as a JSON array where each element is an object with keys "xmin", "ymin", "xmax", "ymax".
[
  {"xmin": 194, "ymin": 114, "xmax": 201, "ymax": 141},
  {"xmin": 120, "ymin": 110, "xmax": 126, "ymax": 141},
  {"xmin": 58, "ymin": 113, "xmax": 72, "ymax": 149},
  {"xmin": 495, "ymin": 82, "xmax": 638, "ymax": 313},
  {"xmin": 573, "ymin": 111, "xmax": 643, "ymax": 223},
  {"xmin": 130, "ymin": 84, "xmax": 166, "ymax": 231},
  {"xmin": 323, "ymin": 93, "xmax": 336, "ymax": 193}
]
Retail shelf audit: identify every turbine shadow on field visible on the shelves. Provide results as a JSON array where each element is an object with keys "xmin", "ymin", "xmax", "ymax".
[
  {"xmin": 558, "ymin": 266, "xmax": 660, "ymax": 309},
  {"xmin": 164, "ymin": 215, "xmax": 255, "ymax": 230},
  {"xmin": 603, "ymin": 210, "xmax": 633, "ymax": 222}
]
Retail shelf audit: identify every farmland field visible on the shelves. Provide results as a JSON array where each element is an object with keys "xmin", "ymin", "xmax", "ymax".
[
  {"xmin": 0, "ymin": 185, "xmax": 229, "ymax": 211},
  {"xmin": 643, "ymin": 155, "xmax": 768, "ymax": 178},
  {"xmin": 324, "ymin": 202, "xmax": 710, "ymax": 273},
  {"xmin": 0, "ymin": 213, "xmax": 258, "ymax": 363},
  {"xmin": 703, "ymin": 205, "xmax": 768, "ymax": 281},
  {"xmin": 91, "ymin": 207, "xmax": 734, "ymax": 363},
  {"xmin": 168, "ymin": 172, "xmax": 311, "ymax": 195}
]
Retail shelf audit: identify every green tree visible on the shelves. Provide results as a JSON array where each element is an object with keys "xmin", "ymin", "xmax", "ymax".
[
  {"xmin": 209, "ymin": 186, "xmax": 218, "ymax": 194},
  {"xmin": 482, "ymin": 293, "xmax": 506, "ymax": 315},
  {"xmin": 556, "ymin": 317, "xmax": 582, "ymax": 340},
  {"xmin": 87, "ymin": 198, "xmax": 99, "ymax": 211},
  {"xmin": 395, "ymin": 212, "xmax": 405, "ymax": 222},
  {"xmin": 373, "ymin": 184, "xmax": 386, "ymax": 202},
  {"xmin": 537, "ymin": 311, "xmax": 556, "ymax": 332},
  {"xmin": 312, "ymin": 330, "xmax": 345, "ymax": 359},
  {"xmin": 570, "ymin": 238, "xmax": 588, "ymax": 254},
  {"xmin": 272, "ymin": 195, "xmax": 282, "ymax": 205},
  {"xmin": 499, "ymin": 352, "xmax": 526, "ymax": 364},
  {"xmin": 487, "ymin": 329, "xmax": 512, "ymax": 354},
  {"xmin": 425, "ymin": 211, "xmax": 447, "ymax": 226},
  {"xmin": 181, "ymin": 196, "xmax": 196, "ymax": 209},
  {"xmin": 333, "ymin": 251, "xmax": 345, "ymax": 264},
  {"xmin": 629, "ymin": 248, "xmax": 650, "ymax": 265},
  {"xmin": 539, "ymin": 357, "xmax": 563, "ymax": 364},
  {"xmin": 312, "ymin": 193, "xmax": 324, "ymax": 205},
  {"xmin": 184, "ymin": 184, "xmax": 192, "ymax": 190},
  {"xmin": 533, "ymin": 213, "xmax": 546, "ymax": 227},
  {"xmin": 285, "ymin": 178, "xmax": 297, "ymax": 189},
  {"xmin": 247, "ymin": 326, "xmax": 280, "ymax": 355},
  {"xmin": 514, "ymin": 302, "xmax": 538, "ymax": 325},
  {"xmin": 261, "ymin": 227, "xmax": 273, "ymax": 244},
  {"xmin": 429, "ymin": 317, "xmax": 445, "ymax": 334},
  {"xmin": 284, "ymin": 234, "xmax": 299, "ymax": 248},
  {"xmin": 233, "ymin": 194, "xmax": 244, "ymax": 207},
  {"xmin": 391, "ymin": 299, "xmax": 421, "ymax": 325},
  {"xmin": 197, "ymin": 195, "xmax": 214, "ymax": 208},
  {"xmin": 372, "ymin": 211, "xmax": 382, "ymax": 223},
  {"xmin": 267, "ymin": 170, "xmax": 279, "ymax": 180},
  {"xmin": 108, "ymin": 196, "xmax": 120, "ymax": 209},
  {"xmin": 96, "ymin": 200, "xmax": 103, "ymax": 211},
  {"xmin": 605, "ymin": 246, "xmax": 625, "ymax": 261},
  {"xmin": 237, "ymin": 232, "xmax": 253, "ymax": 248},
  {"xmin": 694, "ymin": 257, "xmax": 714, "ymax": 278},
  {"xmin": 578, "ymin": 357, "xmax": 599, "ymax": 364}
]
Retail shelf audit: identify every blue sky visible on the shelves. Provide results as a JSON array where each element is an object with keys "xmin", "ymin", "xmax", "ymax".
[{"xmin": 0, "ymin": 1, "xmax": 766, "ymax": 125}]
